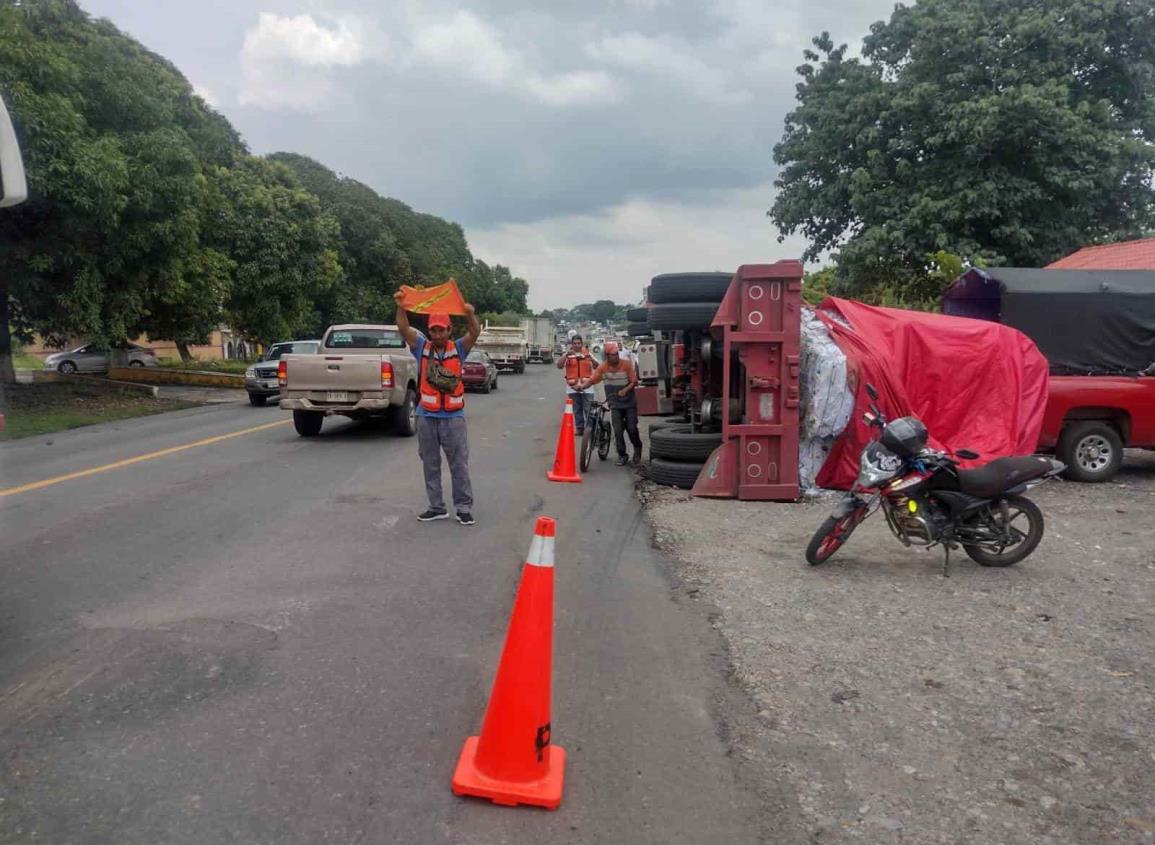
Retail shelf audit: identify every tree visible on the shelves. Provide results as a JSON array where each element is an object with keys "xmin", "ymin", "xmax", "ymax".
[
  {"xmin": 771, "ymin": 0, "xmax": 1155, "ymax": 302},
  {"xmin": 204, "ymin": 157, "xmax": 343, "ymax": 345},
  {"xmin": 0, "ymin": 0, "xmax": 244, "ymax": 379}
]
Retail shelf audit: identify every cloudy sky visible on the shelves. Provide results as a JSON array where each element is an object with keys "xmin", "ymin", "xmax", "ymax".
[{"xmin": 81, "ymin": 0, "xmax": 897, "ymax": 309}]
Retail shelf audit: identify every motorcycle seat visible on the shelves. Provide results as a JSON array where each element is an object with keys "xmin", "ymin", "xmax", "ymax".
[{"xmin": 956, "ymin": 456, "xmax": 1056, "ymax": 499}]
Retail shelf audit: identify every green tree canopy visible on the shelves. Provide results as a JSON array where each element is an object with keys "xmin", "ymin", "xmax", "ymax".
[{"xmin": 771, "ymin": 0, "xmax": 1155, "ymax": 302}]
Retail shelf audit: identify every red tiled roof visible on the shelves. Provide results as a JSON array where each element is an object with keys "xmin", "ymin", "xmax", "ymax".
[{"xmin": 1047, "ymin": 237, "xmax": 1155, "ymax": 269}]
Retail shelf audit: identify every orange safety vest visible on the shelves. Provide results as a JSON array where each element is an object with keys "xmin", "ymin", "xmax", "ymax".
[
  {"xmin": 564, "ymin": 349, "xmax": 595, "ymax": 388},
  {"xmin": 419, "ymin": 340, "xmax": 465, "ymax": 413}
]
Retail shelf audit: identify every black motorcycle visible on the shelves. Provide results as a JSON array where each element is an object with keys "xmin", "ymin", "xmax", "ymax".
[{"xmin": 806, "ymin": 385, "xmax": 1065, "ymax": 574}]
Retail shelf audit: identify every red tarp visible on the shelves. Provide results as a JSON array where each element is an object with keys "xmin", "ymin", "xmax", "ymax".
[{"xmin": 815, "ymin": 298, "xmax": 1050, "ymax": 490}]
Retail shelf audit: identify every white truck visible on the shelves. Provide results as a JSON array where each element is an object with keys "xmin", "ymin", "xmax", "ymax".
[
  {"xmin": 520, "ymin": 317, "xmax": 556, "ymax": 363},
  {"xmin": 475, "ymin": 325, "xmax": 528, "ymax": 373}
]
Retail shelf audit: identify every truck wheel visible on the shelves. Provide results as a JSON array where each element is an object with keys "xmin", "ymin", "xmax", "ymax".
[
  {"xmin": 648, "ymin": 272, "xmax": 733, "ymax": 304},
  {"xmin": 391, "ymin": 388, "xmax": 418, "ymax": 437},
  {"xmin": 647, "ymin": 457, "xmax": 705, "ymax": 489},
  {"xmin": 248, "ymin": 393, "xmax": 267, "ymax": 407},
  {"xmin": 1058, "ymin": 421, "xmax": 1123, "ymax": 483},
  {"xmin": 293, "ymin": 410, "xmax": 324, "ymax": 437},
  {"xmin": 649, "ymin": 425, "xmax": 722, "ymax": 462},
  {"xmin": 647, "ymin": 302, "xmax": 720, "ymax": 331}
]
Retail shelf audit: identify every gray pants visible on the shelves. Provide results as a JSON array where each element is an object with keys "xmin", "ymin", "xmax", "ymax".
[{"xmin": 417, "ymin": 416, "xmax": 473, "ymax": 512}]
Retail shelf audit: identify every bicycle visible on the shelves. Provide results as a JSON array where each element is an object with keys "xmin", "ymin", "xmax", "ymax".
[{"xmin": 580, "ymin": 400, "xmax": 613, "ymax": 471}]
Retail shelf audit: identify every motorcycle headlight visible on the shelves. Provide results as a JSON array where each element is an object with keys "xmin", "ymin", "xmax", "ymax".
[{"xmin": 858, "ymin": 445, "xmax": 903, "ymax": 487}]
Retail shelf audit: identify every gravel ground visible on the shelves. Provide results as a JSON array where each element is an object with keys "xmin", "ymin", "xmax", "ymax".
[{"xmin": 640, "ymin": 449, "xmax": 1155, "ymax": 845}]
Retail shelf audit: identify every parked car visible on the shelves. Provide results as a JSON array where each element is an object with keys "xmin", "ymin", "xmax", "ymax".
[
  {"xmin": 244, "ymin": 340, "xmax": 320, "ymax": 406},
  {"xmin": 462, "ymin": 349, "xmax": 499, "ymax": 393},
  {"xmin": 43, "ymin": 343, "xmax": 158, "ymax": 374},
  {"xmin": 279, "ymin": 324, "xmax": 419, "ymax": 437}
]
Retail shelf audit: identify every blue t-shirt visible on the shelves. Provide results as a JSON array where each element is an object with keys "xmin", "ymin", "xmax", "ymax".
[{"xmin": 413, "ymin": 333, "xmax": 467, "ymax": 418}]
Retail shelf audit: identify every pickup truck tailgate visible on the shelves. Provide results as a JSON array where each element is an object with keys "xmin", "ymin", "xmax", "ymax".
[{"xmin": 284, "ymin": 355, "xmax": 384, "ymax": 392}]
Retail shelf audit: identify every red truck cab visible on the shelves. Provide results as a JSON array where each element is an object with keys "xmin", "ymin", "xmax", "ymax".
[{"xmin": 1040, "ymin": 376, "xmax": 1155, "ymax": 482}]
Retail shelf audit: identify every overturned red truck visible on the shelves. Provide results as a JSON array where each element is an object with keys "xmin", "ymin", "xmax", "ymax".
[{"xmin": 658, "ymin": 263, "xmax": 1153, "ymax": 499}]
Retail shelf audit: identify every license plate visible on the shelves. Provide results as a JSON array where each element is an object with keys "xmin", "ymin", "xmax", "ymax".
[{"xmin": 326, "ymin": 391, "xmax": 348, "ymax": 402}]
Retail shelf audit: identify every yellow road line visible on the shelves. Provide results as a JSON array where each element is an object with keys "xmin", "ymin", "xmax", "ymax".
[{"xmin": 0, "ymin": 419, "xmax": 291, "ymax": 499}]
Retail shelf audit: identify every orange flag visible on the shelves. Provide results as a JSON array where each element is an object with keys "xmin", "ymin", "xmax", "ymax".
[{"xmin": 397, "ymin": 279, "xmax": 468, "ymax": 316}]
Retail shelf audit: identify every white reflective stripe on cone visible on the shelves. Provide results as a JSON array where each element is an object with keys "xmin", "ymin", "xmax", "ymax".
[
  {"xmin": 526, "ymin": 534, "xmax": 556, "ymax": 568},
  {"xmin": 563, "ymin": 401, "xmax": 573, "ymax": 415}
]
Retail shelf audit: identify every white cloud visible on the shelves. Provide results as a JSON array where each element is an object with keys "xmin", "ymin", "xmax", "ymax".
[
  {"xmin": 239, "ymin": 13, "xmax": 368, "ymax": 110},
  {"xmin": 407, "ymin": 10, "xmax": 620, "ymax": 106},
  {"xmin": 192, "ymin": 82, "xmax": 220, "ymax": 108},
  {"xmin": 586, "ymin": 32, "xmax": 751, "ymax": 104},
  {"xmin": 469, "ymin": 182, "xmax": 815, "ymax": 310}
]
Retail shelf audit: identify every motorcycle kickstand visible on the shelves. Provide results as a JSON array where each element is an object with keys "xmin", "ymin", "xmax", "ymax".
[{"xmin": 941, "ymin": 542, "xmax": 959, "ymax": 578}]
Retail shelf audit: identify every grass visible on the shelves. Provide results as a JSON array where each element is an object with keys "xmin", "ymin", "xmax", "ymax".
[
  {"xmin": 157, "ymin": 358, "xmax": 253, "ymax": 374},
  {"xmin": 0, "ymin": 382, "xmax": 199, "ymax": 441},
  {"xmin": 14, "ymin": 353, "xmax": 43, "ymax": 370}
]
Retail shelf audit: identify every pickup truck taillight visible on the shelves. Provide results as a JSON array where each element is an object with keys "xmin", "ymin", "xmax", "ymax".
[
  {"xmin": 381, "ymin": 361, "xmax": 394, "ymax": 389},
  {"xmin": 278, "ymin": 360, "xmax": 287, "ymax": 386}
]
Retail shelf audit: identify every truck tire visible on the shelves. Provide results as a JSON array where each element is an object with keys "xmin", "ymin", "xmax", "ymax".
[
  {"xmin": 647, "ymin": 457, "xmax": 705, "ymax": 489},
  {"xmin": 648, "ymin": 272, "xmax": 733, "ymax": 304},
  {"xmin": 391, "ymin": 387, "xmax": 418, "ymax": 436},
  {"xmin": 627, "ymin": 321, "xmax": 650, "ymax": 337},
  {"xmin": 649, "ymin": 425, "xmax": 722, "ymax": 462},
  {"xmin": 647, "ymin": 302, "xmax": 720, "ymax": 331},
  {"xmin": 1057, "ymin": 420, "xmax": 1123, "ymax": 483},
  {"xmin": 293, "ymin": 410, "xmax": 324, "ymax": 437},
  {"xmin": 626, "ymin": 307, "xmax": 649, "ymax": 322}
]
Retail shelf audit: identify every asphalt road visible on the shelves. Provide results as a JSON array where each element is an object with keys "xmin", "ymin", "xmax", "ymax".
[{"xmin": 0, "ymin": 367, "xmax": 777, "ymax": 844}]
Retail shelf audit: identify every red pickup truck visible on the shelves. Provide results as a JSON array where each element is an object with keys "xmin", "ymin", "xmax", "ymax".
[
  {"xmin": 944, "ymin": 267, "xmax": 1155, "ymax": 483},
  {"xmin": 1041, "ymin": 376, "xmax": 1155, "ymax": 482}
]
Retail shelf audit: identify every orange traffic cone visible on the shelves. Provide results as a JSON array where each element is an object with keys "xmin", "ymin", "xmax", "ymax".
[
  {"xmin": 547, "ymin": 398, "xmax": 582, "ymax": 483},
  {"xmin": 452, "ymin": 516, "xmax": 566, "ymax": 810}
]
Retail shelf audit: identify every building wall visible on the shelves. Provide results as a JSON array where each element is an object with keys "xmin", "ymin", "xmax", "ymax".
[{"xmin": 22, "ymin": 329, "xmax": 259, "ymax": 362}]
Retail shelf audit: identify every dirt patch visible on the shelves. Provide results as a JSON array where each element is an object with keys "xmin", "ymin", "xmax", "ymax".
[
  {"xmin": 0, "ymin": 382, "xmax": 199, "ymax": 440},
  {"xmin": 640, "ymin": 452, "xmax": 1155, "ymax": 845}
]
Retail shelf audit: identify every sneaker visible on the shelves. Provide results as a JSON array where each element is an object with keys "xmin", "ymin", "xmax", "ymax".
[
  {"xmin": 456, "ymin": 512, "xmax": 476, "ymax": 526},
  {"xmin": 631, "ymin": 451, "xmax": 642, "ymax": 465},
  {"xmin": 616, "ymin": 455, "xmax": 629, "ymax": 466},
  {"xmin": 418, "ymin": 509, "xmax": 449, "ymax": 522}
]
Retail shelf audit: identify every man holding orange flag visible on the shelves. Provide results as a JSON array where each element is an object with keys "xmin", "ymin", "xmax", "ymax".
[{"xmin": 394, "ymin": 287, "xmax": 482, "ymax": 526}]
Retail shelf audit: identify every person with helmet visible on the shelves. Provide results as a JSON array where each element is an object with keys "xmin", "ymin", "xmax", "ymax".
[
  {"xmin": 556, "ymin": 333, "xmax": 596, "ymax": 436},
  {"xmin": 394, "ymin": 291, "xmax": 482, "ymax": 526},
  {"xmin": 578, "ymin": 340, "xmax": 643, "ymax": 466}
]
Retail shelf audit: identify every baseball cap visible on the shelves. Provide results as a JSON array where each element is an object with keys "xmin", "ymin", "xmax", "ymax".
[{"xmin": 428, "ymin": 312, "xmax": 451, "ymax": 329}]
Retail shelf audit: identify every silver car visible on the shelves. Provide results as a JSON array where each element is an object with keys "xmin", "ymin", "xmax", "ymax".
[
  {"xmin": 43, "ymin": 343, "xmax": 159, "ymax": 374},
  {"xmin": 244, "ymin": 340, "xmax": 321, "ymax": 406}
]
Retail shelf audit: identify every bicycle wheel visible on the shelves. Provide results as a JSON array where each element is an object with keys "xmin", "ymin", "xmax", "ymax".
[
  {"xmin": 597, "ymin": 419, "xmax": 612, "ymax": 460},
  {"xmin": 580, "ymin": 425, "xmax": 595, "ymax": 472}
]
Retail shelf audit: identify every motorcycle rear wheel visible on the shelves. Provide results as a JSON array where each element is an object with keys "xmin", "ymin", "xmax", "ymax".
[
  {"xmin": 962, "ymin": 495, "xmax": 1044, "ymax": 566},
  {"xmin": 806, "ymin": 507, "xmax": 866, "ymax": 566}
]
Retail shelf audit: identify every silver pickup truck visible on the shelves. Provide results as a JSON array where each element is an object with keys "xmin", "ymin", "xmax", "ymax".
[{"xmin": 279, "ymin": 324, "xmax": 418, "ymax": 437}]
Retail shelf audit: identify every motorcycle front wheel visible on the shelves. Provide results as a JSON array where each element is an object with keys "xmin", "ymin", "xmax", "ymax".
[
  {"xmin": 805, "ymin": 506, "xmax": 866, "ymax": 566},
  {"xmin": 962, "ymin": 495, "xmax": 1044, "ymax": 566}
]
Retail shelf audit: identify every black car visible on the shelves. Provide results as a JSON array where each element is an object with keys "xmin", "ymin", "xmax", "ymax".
[{"xmin": 244, "ymin": 340, "xmax": 320, "ymax": 406}]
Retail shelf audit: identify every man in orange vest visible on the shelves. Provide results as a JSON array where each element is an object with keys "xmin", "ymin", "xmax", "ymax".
[
  {"xmin": 394, "ymin": 291, "xmax": 482, "ymax": 525},
  {"xmin": 555, "ymin": 333, "xmax": 595, "ymax": 436}
]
